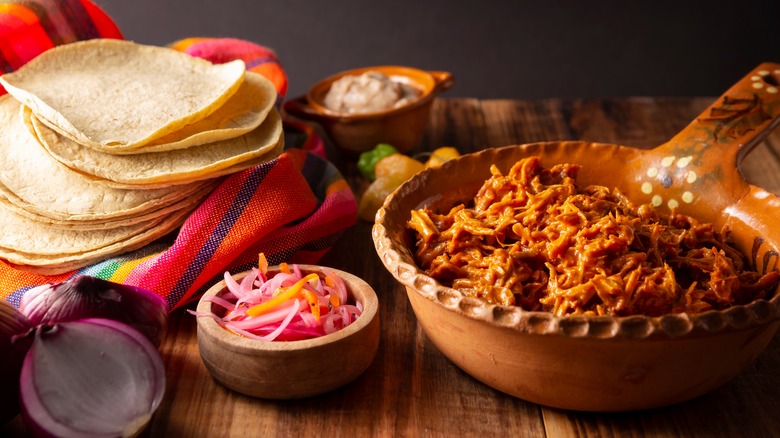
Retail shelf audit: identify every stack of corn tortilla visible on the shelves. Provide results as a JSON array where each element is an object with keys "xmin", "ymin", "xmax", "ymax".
[{"xmin": 0, "ymin": 39, "xmax": 283, "ymax": 274}]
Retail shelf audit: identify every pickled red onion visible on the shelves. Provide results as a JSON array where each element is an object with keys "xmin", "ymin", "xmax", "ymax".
[{"xmin": 192, "ymin": 260, "xmax": 362, "ymax": 341}]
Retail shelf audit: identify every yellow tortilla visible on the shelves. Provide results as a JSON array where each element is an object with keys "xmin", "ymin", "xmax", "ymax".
[
  {"xmin": 0, "ymin": 95, "xmax": 211, "ymax": 222},
  {"xmin": 0, "ymin": 181, "xmax": 215, "ymax": 230},
  {"xmin": 0, "ymin": 39, "xmax": 246, "ymax": 151},
  {"xmin": 0, "ymin": 201, "xmax": 170, "ymax": 256},
  {"xmin": 0, "ymin": 203, "xmax": 195, "ymax": 274},
  {"xmin": 37, "ymin": 71, "xmax": 279, "ymax": 154},
  {"xmin": 29, "ymin": 107, "xmax": 283, "ymax": 185},
  {"xmin": 67, "ymin": 136, "xmax": 285, "ymax": 190}
]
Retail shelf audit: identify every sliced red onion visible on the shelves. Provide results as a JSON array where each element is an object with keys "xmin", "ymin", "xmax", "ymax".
[
  {"xmin": 20, "ymin": 318, "xmax": 165, "ymax": 438},
  {"xmin": 0, "ymin": 301, "xmax": 33, "ymax": 424},
  {"xmin": 20, "ymin": 275, "xmax": 168, "ymax": 347}
]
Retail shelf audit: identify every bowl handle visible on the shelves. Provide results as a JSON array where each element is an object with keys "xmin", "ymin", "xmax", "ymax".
[
  {"xmin": 660, "ymin": 62, "xmax": 780, "ymax": 167},
  {"xmin": 429, "ymin": 71, "xmax": 455, "ymax": 93},
  {"xmin": 283, "ymin": 96, "xmax": 327, "ymax": 122}
]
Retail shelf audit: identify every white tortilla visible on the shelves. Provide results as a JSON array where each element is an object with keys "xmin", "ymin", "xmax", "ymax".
[
  {"xmin": 0, "ymin": 39, "xmax": 246, "ymax": 151},
  {"xmin": 30, "ymin": 107, "xmax": 284, "ymax": 185},
  {"xmin": 0, "ymin": 203, "xmax": 195, "ymax": 274},
  {"xmin": 36, "ymin": 71, "xmax": 279, "ymax": 154},
  {"xmin": 0, "ymin": 95, "xmax": 210, "ymax": 221}
]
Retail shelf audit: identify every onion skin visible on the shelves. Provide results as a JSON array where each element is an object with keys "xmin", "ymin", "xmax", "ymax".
[
  {"xmin": 20, "ymin": 318, "xmax": 166, "ymax": 438},
  {"xmin": 20, "ymin": 275, "xmax": 168, "ymax": 347},
  {"xmin": 0, "ymin": 300, "xmax": 32, "ymax": 425}
]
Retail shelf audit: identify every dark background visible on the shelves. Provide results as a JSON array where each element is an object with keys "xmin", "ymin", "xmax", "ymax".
[{"xmin": 96, "ymin": 0, "xmax": 777, "ymax": 100}]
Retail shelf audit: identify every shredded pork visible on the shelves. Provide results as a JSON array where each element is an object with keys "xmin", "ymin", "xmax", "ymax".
[{"xmin": 407, "ymin": 156, "xmax": 779, "ymax": 317}]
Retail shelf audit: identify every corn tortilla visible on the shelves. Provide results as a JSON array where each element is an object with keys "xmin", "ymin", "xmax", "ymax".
[
  {"xmin": 0, "ymin": 201, "xmax": 170, "ymax": 256},
  {"xmin": 0, "ymin": 95, "xmax": 213, "ymax": 222},
  {"xmin": 36, "ymin": 71, "xmax": 279, "ymax": 154},
  {"xmin": 0, "ymin": 39, "xmax": 246, "ymax": 151},
  {"xmin": 0, "ymin": 181, "xmax": 214, "ymax": 230},
  {"xmin": 0, "ymin": 204, "xmax": 195, "ymax": 274},
  {"xmin": 66, "ymin": 137, "xmax": 285, "ymax": 190},
  {"xmin": 30, "ymin": 107, "xmax": 284, "ymax": 185}
]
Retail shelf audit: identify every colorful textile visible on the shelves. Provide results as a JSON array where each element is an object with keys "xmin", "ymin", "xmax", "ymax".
[
  {"xmin": 0, "ymin": 6, "xmax": 357, "ymax": 311},
  {"xmin": 170, "ymin": 37, "xmax": 288, "ymax": 105},
  {"xmin": 0, "ymin": 149, "xmax": 357, "ymax": 311},
  {"xmin": 283, "ymin": 118, "xmax": 327, "ymax": 158},
  {"xmin": 0, "ymin": 0, "xmax": 121, "ymax": 74}
]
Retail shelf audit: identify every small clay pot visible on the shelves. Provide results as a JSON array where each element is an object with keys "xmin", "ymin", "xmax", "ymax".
[{"xmin": 283, "ymin": 66, "xmax": 454, "ymax": 155}]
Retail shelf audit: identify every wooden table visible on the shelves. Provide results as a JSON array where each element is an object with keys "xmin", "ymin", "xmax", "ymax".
[{"xmin": 6, "ymin": 97, "xmax": 780, "ymax": 437}]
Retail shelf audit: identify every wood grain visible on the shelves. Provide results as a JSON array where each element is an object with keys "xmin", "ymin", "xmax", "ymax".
[{"xmin": 4, "ymin": 98, "xmax": 779, "ymax": 437}]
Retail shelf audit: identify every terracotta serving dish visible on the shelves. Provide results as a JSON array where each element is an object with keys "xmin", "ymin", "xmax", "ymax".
[
  {"xmin": 283, "ymin": 65, "xmax": 454, "ymax": 155},
  {"xmin": 196, "ymin": 265, "xmax": 380, "ymax": 399},
  {"xmin": 373, "ymin": 63, "xmax": 780, "ymax": 411}
]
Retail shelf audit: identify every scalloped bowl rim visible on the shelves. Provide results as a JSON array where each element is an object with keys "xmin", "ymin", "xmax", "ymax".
[{"xmin": 373, "ymin": 143, "xmax": 780, "ymax": 341}]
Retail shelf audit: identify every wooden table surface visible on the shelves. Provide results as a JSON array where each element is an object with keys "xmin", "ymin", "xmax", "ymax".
[{"xmin": 6, "ymin": 97, "xmax": 780, "ymax": 437}]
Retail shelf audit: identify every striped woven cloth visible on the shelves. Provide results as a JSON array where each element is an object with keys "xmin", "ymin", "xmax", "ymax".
[
  {"xmin": 0, "ymin": 1, "xmax": 356, "ymax": 311},
  {"xmin": 0, "ymin": 0, "xmax": 122, "ymax": 74},
  {"xmin": 170, "ymin": 37, "xmax": 288, "ymax": 102}
]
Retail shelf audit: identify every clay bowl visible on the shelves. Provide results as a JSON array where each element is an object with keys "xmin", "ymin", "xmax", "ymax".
[
  {"xmin": 283, "ymin": 65, "xmax": 454, "ymax": 155},
  {"xmin": 196, "ymin": 265, "xmax": 380, "ymax": 399},
  {"xmin": 373, "ymin": 63, "xmax": 780, "ymax": 411}
]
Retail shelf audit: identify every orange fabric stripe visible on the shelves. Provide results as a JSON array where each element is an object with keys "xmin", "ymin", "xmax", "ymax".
[
  {"xmin": 0, "ymin": 4, "xmax": 40, "ymax": 26},
  {"xmin": 169, "ymin": 37, "xmax": 209, "ymax": 52}
]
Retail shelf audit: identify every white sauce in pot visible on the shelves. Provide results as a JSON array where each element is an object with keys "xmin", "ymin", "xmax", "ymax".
[{"xmin": 323, "ymin": 71, "xmax": 421, "ymax": 114}]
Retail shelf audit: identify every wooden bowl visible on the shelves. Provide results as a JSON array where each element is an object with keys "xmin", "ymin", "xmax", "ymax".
[
  {"xmin": 373, "ymin": 63, "xmax": 780, "ymax": 411},
  {"xmin": 283, "ymin": 65, "xmax": 454, "ymax": 155},
  {"xmin": 195, "ymin": 265, "xmax": 380, "ymax": 399}
]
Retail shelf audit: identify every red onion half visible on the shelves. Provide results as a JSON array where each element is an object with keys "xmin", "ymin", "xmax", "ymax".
[
  {"xmin": 0, "ymin": 301, "xmax": 32, "ymax": 424},
  {"xmin": 20, "ymin": 276, "xmax": 168, "ymax": 347},
  {"xmin": 20, "ymin": 318, "xmax": 166, "ymax": 438}
]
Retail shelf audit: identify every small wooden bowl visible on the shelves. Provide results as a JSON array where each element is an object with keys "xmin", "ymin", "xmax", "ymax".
[
  {"xmin": 196, "ymin": 265, "xmax": 380, "ymax": 399},
  {"xmin": 283, "ymin": 65, "xmax": 454, "ymax": 155}
]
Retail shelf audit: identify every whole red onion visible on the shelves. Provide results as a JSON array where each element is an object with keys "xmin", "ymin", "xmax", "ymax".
[
  {"xmin": 20, "ymin": 275, "xmax": 168, "ymax": 347},
  {"xmin": 0, "ymin": 300, "xmax": 33, "ymax": 424}
]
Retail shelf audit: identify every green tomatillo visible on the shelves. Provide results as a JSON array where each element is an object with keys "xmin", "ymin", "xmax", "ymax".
[{"xmin": 357, "ymin": 143, "xmax": 398, "ymax": 181}]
